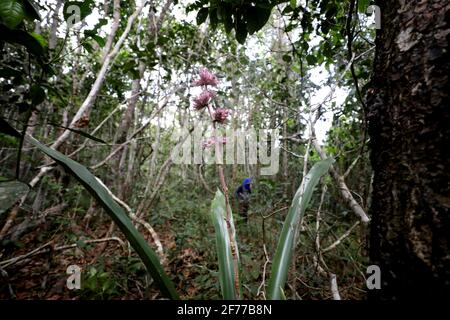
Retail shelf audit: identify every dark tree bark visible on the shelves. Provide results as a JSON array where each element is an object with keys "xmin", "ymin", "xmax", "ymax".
[{"xmin": 367, "ymin": 0, "xmax": 450, "ymax": 299}]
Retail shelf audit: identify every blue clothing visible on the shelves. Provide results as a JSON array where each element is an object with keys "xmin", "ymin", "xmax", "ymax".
[
  {"xmin": 236, "ymin": 178, "xmax": 252, "ymax": 223},
  {"xmin": 236, "ymin": 178, "xmax": 252, "ymax": 200}
]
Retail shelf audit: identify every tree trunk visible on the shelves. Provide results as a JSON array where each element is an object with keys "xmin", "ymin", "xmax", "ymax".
[{"xmin": 367, "ymin": 0, "xmax": 450, "ymax": 299}]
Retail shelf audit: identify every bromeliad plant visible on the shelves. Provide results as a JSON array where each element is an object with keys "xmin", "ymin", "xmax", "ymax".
[
  {"xmin": 0, "ymin": 121, "xmax": 179, "ymax": 300},
  {"xmin": 191, "ymin": 67, "xmax": 333, "ymax": 300},
  {"xmin": 190, "ymin": 68, "xmax": 241, "ymax": 299}
]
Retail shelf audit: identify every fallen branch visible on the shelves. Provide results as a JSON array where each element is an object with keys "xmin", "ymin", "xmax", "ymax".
[
  {"xmin": 0, "ymin": 241, "xmax": 52, "ymax": 268},
  {"xmin": 55, "ymin": 237, "xmax": 125, "ymax": 251},
  {"xmin": 0, "ymin": 237, "xmax": 126, "ymax": 269}
]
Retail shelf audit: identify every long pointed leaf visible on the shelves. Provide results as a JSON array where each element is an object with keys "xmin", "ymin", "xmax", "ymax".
[
  {"xmin": 267, "ymin": 158, "xmax": 333, "ymax": 300},
  {"xmin": 210, "ymin": 189, "xmax": 239, "ymax": 299},
  {"xmin": 47, "ymin": 122, "xmax": 108, "ymax": 145},
  {"xmin": 24, "ymin": 134, "xmax": 179, "ymax": 300}
]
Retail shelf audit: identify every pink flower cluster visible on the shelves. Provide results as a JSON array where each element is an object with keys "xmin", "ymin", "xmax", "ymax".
[
  {"xmin": 193, "ymin": 90, "xmax": 216, "ymax": 110},
  {"xmin": 202, "ymin": 136, "xmax": 227, "ymax": 149},
  {"xmin": 191, "ymin": 67, "xmax": 232, "ymax": 147},
  {"xmin": 192, "ymin": 68, "xmax": 219, "ymax": 87},
  {"xmin": 213, "ymin": 108, "xmax": 231, "ymax": 123}
]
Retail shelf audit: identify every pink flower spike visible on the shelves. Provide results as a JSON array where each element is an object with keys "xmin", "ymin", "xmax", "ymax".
[
  {"xmin": 192, "ymin": 68, "xmax": 218, "ymax": 87},
  {"xmin": 193, "ymin": 90, "xmax": 216, "ymax": 110},
  {"xmin": 213, "ymin": 108, "xmax": 231, "ymax": 123}
]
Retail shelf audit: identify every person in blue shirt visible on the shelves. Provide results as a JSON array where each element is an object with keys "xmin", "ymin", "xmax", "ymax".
[{"xmin": 235, "ymin": 178, "xmax": 252, "ymax": 223}]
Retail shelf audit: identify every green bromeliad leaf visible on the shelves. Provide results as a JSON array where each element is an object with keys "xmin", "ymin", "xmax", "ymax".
[
  {"xmin": 210, "ymin": 189, "xmax": 241, "ymax": 299},
  {"xmin": 0, "ymin": 0, "xmax": 25, "ymax": 29},
  {"xmin": 267, "ymin": 158, "xmax": 334, "ymax": 300}
]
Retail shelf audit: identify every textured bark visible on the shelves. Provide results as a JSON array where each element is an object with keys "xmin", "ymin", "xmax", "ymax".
[
  {"xmin": 367, "ymin": 0, "xmax": 450, "ymax": 299},
  {"xmin": 48, "ymin": 0, "xmax": 63, "ymax": 50}
]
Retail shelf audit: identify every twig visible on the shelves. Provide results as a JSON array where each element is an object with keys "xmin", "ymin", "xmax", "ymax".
[
  {"xmin": 262, "ymin": 206, "xmax": 289, "ymax": 219},
  {"xmin": 0, "ymin": 237, "xmax": 126, "ymax": 269},
  {"xmin": 257, "ymin": 244, "xmax": 271, "ymax": 299},
  {"xmin": 54, "ymin": 237, "xmax": 125, "ymax": 251},
  {"xmin": 91, "ymin": 96, "xmax": 170, "ymax": 170},
  {"xmin": 322, "ymin": 221, "xmax": 360, "ymax": 253},
  {"xmin": 343, "ymin": 154, "xmax": 361, "ymax": 179},
  {"xmin": 0, "ymin": 241, "xmax": 53, "ymax": 268},
  {"xmin": 280, "ymin": 146, "xmax": 303, "ymax": 158}
]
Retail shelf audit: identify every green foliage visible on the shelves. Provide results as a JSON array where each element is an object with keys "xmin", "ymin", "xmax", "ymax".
[
  {"xmin": 0, "ymin": 25, "xmax": 46, "ymax": 56},
  {"xmin": 358, "ymin": 0, "xmax": 371, "ymax": 13},
  {"xmin": 210, "ymin": 189, "xmax": 240, "ymax": 299},
  {"xmin": 0, "ymin": 0, "xmax": 25, "ymax": 29},
  {"xmin": 23, "ymin": 134, "xmax": 179, "ymax": 299},
  {"xmin": 267, "ymin": 158, "xmax": 334, "ymax": 299},
  {"xmin": 188, "ymin": 0, "xmax": 275, "ymax": 44},
  {"xmin": 0, "ymin": 0, "xmax": 374, "ymax": 300},
  {"xmin": 80, "ymin": 265, "xmax": 119, "ymax": 299}
]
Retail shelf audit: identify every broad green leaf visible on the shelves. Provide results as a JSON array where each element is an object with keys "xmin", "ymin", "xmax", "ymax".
[
  {"xmin": 89, "ymin": 34, "xmax": 105, "ymax": 48},
  {"xmin": 218, "ymin": 4, "xmax": 233, "ymax": 34},
  {"xmin": 246, "ymin": 6, "xmax": 272, "ymax": 35},
  {"xmin": 22, "ymin": 134, "xmax": 179, "ymax": 300},
  {"xmin": 30, "ymin": 32, "xmax": 47, "ymax": 49},
  {"xmin": 267, "ymin": 158, "xmax": 334, "ymax": 300},
  {"xmin": 0, "ymin": 181, "xmax": 29, "ymax": 217},
  {"xmin": 0, "ymin": 25, "xmax": 45, "ymax": 56},
  {"xmin": 196, "ymin": 7, "xmax": 209, "ymax": 25},
  {"xmin": 47, "ymin": 122, "xmax": 108, "ymax": 145},
  {"xmin": 0, "ymin": 0, "xmax": 25, "ymax": 29},
  {"xmin": 209, "ymin": 7, "xmax": 218, "ymax": 30},
  {"xmin": 210, "ymin": 190, "xmax": 240, "ymax": 299},
  {"xmin": 235, "ymin": 16, "xmax": 247, "ymax": 44},
  {"xmin": 23, "ymin": 0, "xmax": 41, "ymax": 21},
  {"xmin": 84, "ymin": 30, "xmax": 106, "ymax": 47},
  {"xmin": 81, "ymin": 41, "xmax": 94, "ymax": 53}
]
